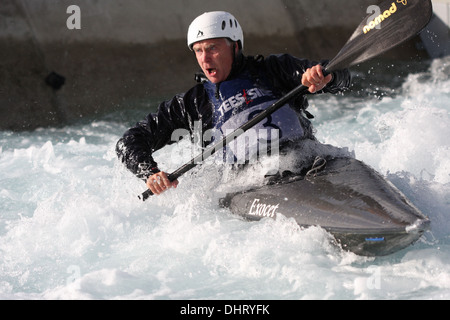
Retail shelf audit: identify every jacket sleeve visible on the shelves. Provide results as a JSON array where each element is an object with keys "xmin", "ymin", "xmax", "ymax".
[
  {"xmin": 116, "ymin": 85, "xmax": 210, "ymax": 180},
  {"xmin": 263, "ymin": 53, "xmax": 351, "ymax": 94}
]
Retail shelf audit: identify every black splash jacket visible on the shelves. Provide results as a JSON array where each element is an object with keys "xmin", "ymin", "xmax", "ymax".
[{"xmin": 116, "ymin": 53, "xmax": 351, "ymax": 180}]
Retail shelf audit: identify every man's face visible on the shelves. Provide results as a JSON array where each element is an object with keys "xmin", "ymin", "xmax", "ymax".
[{"xmin": 192, "ymin": 38, "xmax": 236, "ymax": 84}]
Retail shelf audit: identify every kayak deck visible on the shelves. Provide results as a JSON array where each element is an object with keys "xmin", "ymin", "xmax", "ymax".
[{"xmin": 220, "ymin": 157, "xmax": 430, "ymax": 256}]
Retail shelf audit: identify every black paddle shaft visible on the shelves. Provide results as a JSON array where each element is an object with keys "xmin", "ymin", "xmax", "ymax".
[
  {"xmin": 139, "ymin": 84, "xmax": 309, "ymax": 200},
  {"xmin": 140, "ymin": 0, "xmax": 432, "ymax": 201}
]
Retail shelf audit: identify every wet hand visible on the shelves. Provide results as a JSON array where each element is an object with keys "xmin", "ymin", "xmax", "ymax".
[
  {"xmin": 146, "ymin": 172, "xmax": 178, "ymax": 195},
  {"xmin": 301, "ymin": 65, "xmax": 332, "ymax": 93}
]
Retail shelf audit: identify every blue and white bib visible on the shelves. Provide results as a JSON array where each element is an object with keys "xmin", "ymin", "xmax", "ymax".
[{"xmin": 203, "ymin": 72, "xmax": 304, "ymax": 163}]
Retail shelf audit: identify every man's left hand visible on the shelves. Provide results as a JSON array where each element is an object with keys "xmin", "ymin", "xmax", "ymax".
[{"xmin": 301, "ymin": 65, "xmax": 332, "ymax": 93}]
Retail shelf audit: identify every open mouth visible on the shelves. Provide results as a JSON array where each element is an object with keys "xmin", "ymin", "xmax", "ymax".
[{"xmin": 206, "ymin": 68, "xmax": 217, "ymax": 76}]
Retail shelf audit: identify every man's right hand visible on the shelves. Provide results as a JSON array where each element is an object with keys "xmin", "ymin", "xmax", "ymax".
[{"xmin": 146, "ymin": 172, "xmax": 178, "ymax": 195}]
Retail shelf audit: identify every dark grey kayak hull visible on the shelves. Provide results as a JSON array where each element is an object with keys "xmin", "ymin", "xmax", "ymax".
[{"xmin": 220, "ymin": 158, "xmax": 430, "ymax": 256}]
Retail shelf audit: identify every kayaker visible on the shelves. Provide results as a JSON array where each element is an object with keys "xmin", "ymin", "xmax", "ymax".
[{"xmin": 116, "ymin": 11, "xmax": 351, "ymax": 196}]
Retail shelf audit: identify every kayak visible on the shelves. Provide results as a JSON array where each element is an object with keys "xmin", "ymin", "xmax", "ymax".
[{"xmin": 219, "ymin": 157, "xmax": 430, "ymax": 256}]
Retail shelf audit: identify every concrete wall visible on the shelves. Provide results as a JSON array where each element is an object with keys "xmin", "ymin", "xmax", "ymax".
[{"xmin": 0, "ymin": 0, "xmax": 428, "ymax": 130}]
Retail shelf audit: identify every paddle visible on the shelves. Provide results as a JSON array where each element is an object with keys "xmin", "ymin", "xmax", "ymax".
[{"xmin": 140, "ymin": 0, "xmax": 432, "ymax": 201}]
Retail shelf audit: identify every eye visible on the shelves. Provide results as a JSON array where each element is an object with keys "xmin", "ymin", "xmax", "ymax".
[
  {"xmin": 193, "ymin": 48, "xmax": 203, "ymax": 56},
  {"xmin": 205, "ymin": 45, "xmax": 217, "ymax": 53}
]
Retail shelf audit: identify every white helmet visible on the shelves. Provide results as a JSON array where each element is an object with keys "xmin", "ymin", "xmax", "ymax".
[{"xmin": 187, "ymin": 11, "xmax": 244, "ymax": 50}]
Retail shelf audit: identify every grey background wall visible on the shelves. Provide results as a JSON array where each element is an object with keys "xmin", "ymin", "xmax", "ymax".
[{"xmin": 0, "ymin": 0, "xmax": 430, "ymax": 130}]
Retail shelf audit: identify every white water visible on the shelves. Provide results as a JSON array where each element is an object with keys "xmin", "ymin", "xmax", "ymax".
[{"xmin": 1, "ymin": 58, "xmax": 449, "ymax": 300}]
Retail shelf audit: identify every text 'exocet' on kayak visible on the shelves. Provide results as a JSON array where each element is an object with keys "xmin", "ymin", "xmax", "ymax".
[{"xmin": 180, "ymin": 304, "xmax": 270, "ymax": 317}]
